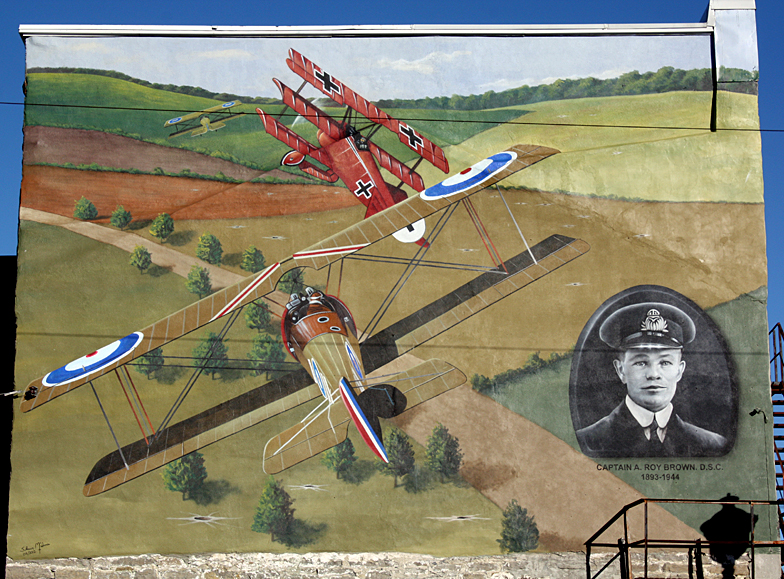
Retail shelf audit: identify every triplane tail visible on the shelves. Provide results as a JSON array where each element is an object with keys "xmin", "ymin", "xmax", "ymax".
[{"xmin": 262, "ymin": 359, "xmax": 466, "ymax": 474}]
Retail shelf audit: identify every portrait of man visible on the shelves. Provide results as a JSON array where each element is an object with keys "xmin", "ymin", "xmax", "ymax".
[{"xmin": 570, "ymin": 286, "xmax": 736, "ymax": 458}]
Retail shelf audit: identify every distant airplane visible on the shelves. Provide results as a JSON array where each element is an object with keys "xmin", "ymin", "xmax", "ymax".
[{"xmin": 164, "ymin": 101, "xmax": 243, "ymax": 138}]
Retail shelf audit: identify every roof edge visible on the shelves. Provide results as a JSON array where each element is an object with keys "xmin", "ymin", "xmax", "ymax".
[{"xmin": 18, "ymin": 22, "xmax": 715, "ymax": 38}]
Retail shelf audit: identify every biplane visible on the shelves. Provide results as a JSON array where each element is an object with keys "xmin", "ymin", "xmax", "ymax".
[
  {"xmin": 257, "ymin": 49, "xmax": 450, "ymax": 246},
  {"xmin": 20, "ymin": 145, "xmax": 590, "ymax": 497},
  {"xmin": 164, "ymin": 101, "xmax": 243, "ymax": 138}
]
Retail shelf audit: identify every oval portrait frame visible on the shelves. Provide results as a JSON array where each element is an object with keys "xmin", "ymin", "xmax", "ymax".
[{"xmin": 569, "ymin": 285, "xmax": 737, "ymax": 458}]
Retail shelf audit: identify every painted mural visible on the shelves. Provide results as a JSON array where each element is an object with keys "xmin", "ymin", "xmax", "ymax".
[{"xmin": 10, "ymin": 9, "xmax": 774, "ymax": 561}]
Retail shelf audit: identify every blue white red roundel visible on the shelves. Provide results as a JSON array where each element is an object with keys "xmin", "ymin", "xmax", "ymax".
[
  {"xmin": 420, "ymin": 151, "xmax": 517, "ymax": 200},
  {"xmin": 42, "ymin": 332, "xmax": 144, "ymax": 387},
  {"xmin": 165, "ymin": 117, "xmax": 183, "ymax": 126},
  {"xmin": 221, "ymin": 101, "xmax": 236, "ymax": 108}
]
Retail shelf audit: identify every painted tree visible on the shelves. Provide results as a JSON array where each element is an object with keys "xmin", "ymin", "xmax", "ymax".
[
  {"xmin": 135, "ymin": 347, "xmax": 164, "ymax": 379},
  {"xmin": 149, "ymin": 212, "xmax": 174, "ymax": 243},
  {"xmin": 129, "ymin": 245, "xmax": 152, "ymax": 274},
  {"xmin": 185, "ymin": 265, "xmax": 212, "ymax": 298},
  {"xmin": 196, "ymin": 232, "xmax": 223, "ymax": 265},
  {"xmin": 241, "ymin": 245, "xmax": 266, "ymax": 273},
  {"xmin": 162, "ymin": 451, "xmax": 207, "ymax": 501},
  {"xmin": 251, "ymin": 477, "xmax": 295, "ymax": 542},
  {"xmin": 110, "ymin": 205, "xmax": 132, "ymax": 229},
  {"xmin": 498, "ymin": 500, "xmax": 539, "ymax": 553},
  {"xmin": 379, "ymin": 427, "xmax": 415, "ymax": 488},
  {"xmin": 425, "ymin": 422, "xmax": 463, "ymax": 482},
  {"xmin": 248, "ymin": 333, "xmax": 286, "ymax": 379},
  {"xmin": 278, "ymin": 268, "xmax": 306, "ymax": 295},
  {"xmin": 245, "ymin": 301, "xmax": 275, "ymax": 334},
  {"xmin": 192, "ymin": 331, "xmax": 228, "ymax": 379},
  {"xmin": 73, "ymin": 196, "xmax": 98, "ymax": 220},
  {"xmin": 321, "ymin": 437, "xmax": 357, "ymax": 479}
]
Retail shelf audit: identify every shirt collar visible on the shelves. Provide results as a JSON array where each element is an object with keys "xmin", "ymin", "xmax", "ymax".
[{"xmin": 625, "ymin": 395, "xmax": 673, "ymax": 428}]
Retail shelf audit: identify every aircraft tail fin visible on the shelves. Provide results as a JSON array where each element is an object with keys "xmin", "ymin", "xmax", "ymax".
[{"xmin": 262, "ymin": 359, "xmax": 466, "ymax": 473}]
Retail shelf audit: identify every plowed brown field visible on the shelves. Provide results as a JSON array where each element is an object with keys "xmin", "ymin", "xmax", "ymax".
[{"xmin": 21, "ymin": 165, "xmax": 361, "ymax": 222}]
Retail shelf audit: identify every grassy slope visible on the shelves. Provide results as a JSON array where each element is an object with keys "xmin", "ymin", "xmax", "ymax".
[
  {"xmin": 10, "ymin": 222, "xmax": 504, "ymax": 559},
  {"xmin": 415, "ymin": 91, "xmax": 763, "ymax": 203},
  {"xmin": 25, "ymin": 74, "xmax": 763, "ymax": 203}
]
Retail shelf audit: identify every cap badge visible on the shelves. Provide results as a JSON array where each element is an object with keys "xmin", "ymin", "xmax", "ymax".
[{"xmin": 641, "ymin": 309, "xmax": 668, "ymax": 333}]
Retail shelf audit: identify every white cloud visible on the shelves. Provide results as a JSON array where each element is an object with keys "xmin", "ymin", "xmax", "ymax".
[
  {"xmin": 375, "ymin": 50, "xmax": 471, "ymax": 75},
  {"xmin": 192, "ymin": 49, "xmax": 255, "ymax": 60}
]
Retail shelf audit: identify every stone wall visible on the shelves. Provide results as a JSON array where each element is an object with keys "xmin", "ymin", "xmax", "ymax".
[{"xmin": 5, "ymin": 550, "xmax": 778, "ymax": 579}]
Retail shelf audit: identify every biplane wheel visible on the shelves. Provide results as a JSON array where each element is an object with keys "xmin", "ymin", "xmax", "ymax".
[{"xmin": 392, "ymin": 218, "xmax": 426, "ymax": 244}]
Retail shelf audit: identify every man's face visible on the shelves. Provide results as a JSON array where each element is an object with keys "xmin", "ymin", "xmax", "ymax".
[{"xmin": 613, "ymin": 348, "xmax": 685, "ymax": 412}]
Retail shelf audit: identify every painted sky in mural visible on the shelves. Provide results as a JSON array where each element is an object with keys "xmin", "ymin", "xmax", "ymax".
[{"xmin": 26, "ymin": 35, "xmax": 713, "ymax": 99}]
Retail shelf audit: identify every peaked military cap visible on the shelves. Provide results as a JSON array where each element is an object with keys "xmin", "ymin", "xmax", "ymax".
[{"xmin": 599, "ymin": 302, "xmax": 696, "ymax": 350}]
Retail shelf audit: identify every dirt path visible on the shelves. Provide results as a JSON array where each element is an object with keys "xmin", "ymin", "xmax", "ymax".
[
  {"xmin": 21, "ymin": 207, "xmax": 245, "ymax": 290},
  {"xmin": 392, "ymin": 383, "xmax": 701, "ymax": 551}
]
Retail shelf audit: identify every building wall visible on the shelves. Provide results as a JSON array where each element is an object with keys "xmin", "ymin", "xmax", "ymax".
[{"xmin": 10, "ymin": 1, "xmax": 773, "ymax": 564}]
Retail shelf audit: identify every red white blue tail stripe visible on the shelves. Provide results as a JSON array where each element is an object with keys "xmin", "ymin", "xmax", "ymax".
[{"xmin": 338, "ymin": 378, "xmax": 388, "ymax": 463}]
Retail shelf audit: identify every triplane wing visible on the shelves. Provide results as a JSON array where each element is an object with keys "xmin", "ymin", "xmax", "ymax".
[
  {"xmin": 164, "ymin": 101, "xmax": 243, "ymax": 138},
  {"xmin": 257, "ymin": 49, "xmax": 451, "ymax": 246},
  {"xmin": 286, "ymin": 48, "xmax": 449, "ymax": 173}
]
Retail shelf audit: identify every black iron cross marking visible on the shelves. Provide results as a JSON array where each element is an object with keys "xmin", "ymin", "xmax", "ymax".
[
  {"xmin": 354, "ymin": 180, "xmax": 374, "ymax": 200},
  {"xmin": 400, "ymin": 124, "xmax": 423, "ymax": 149},
  {"xmin": 315, "ymin": 69, "xmax": 341, "ymax": 95}
]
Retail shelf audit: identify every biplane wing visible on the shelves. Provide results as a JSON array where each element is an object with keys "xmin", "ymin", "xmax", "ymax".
[
  {"xmin": 263, "ymin": 358, "xmax": 466, "ymax": 474},
  {"xmin": 286, "ymin": 48, "xmax": 449, "ymax": 174},
  {"xmin": 164, "ymin": 101, "xmax": 243, "ymax": 139},
  {"xmin": 81, "ymin": 230, "xmax": 588, "ymax": 495},
  {"xmin": 21, "ymin": 144, "xmax": 558, "ymax": 414}
]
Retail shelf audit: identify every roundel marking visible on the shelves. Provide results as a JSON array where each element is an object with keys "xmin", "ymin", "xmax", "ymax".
[
  {"xmin": 166, "ymin": 117, "xmax": 183, "ymax": 126},
  {"xmin": 43, "ymin": 332, "xmax": 144, "ymax": 387},
  {"xmin": 420, "ymin": 151, "xmax": 517, "ymax": 200},
  {"xmin": 222, "ymin": 101, "xmax": 236, "ymax": 108}
]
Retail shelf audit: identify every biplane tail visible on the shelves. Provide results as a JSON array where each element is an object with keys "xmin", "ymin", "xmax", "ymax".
[
  {"xmin": 338, "ymin": 379, "xmax": 407, "ymax": 463},
  {"xmin": 262, "ymin": 359, "xmax": 466, "ymax": 474}
]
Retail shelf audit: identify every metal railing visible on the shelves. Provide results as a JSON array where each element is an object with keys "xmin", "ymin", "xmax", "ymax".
[
  {"xmin": 585, "ymin": 498, "xmax": 783, "ymax": 579},
  {"xmin": 771, "ymin": 323, "xmax": 784, "ymax": 386}
]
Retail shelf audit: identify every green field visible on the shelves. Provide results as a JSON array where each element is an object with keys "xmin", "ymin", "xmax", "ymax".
[
  {"xmin": 24, "ymin": 73, "xmax": 763, "ymax": 203},
  {"xmin": 24, "ymin": 72, "xmax": 522, "ymax": 172},
  {"xmin": 11, "ymin": 222, "xmax": 508, "ymax": 559},
  {"xmin": 415, "ymin": 91, "xmax": 763, "ymax": 203}
]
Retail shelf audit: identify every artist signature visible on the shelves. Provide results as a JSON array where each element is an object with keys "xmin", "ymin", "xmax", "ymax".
[{"xmin": 20, "ymin": 541, "xmax": 50, "ymax": 556}]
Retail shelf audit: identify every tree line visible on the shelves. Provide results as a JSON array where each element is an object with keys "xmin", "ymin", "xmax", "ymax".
[
  {"xmin": 27, "ymin": 66, "xmax": 281, "ymax": 106},
  {"xmin": 376, "ymin": 66, "xmax": 757, "ymax": 111}
]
